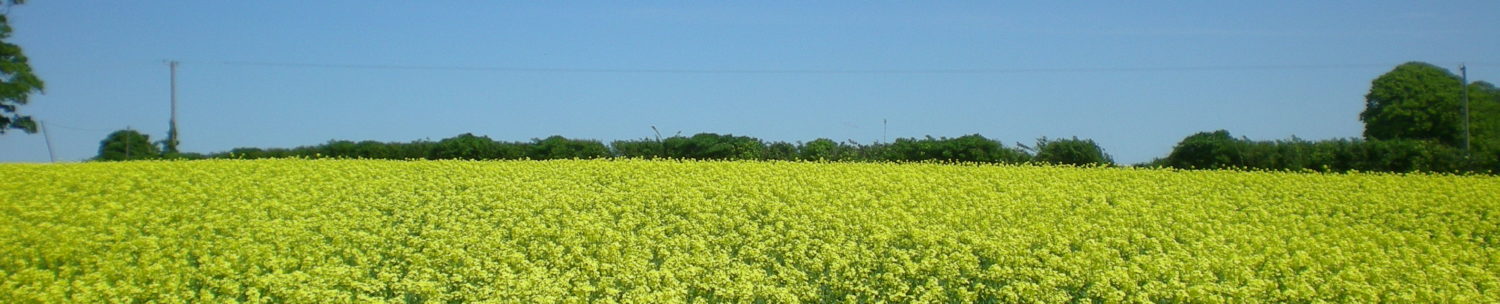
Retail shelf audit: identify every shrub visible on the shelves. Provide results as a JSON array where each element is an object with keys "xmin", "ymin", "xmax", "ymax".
[
  {"xmin": 1032, "ymin": 137, "xmax": 1114, "ymax": 166},
  {"xmin": 96, "ymin": 129, "xmax": 161, "ymax": 161},
  {"xmin": 611, "ymin": 138, "xmax": 665, "ymax": 159},
  {"xmin": 663, "ymin": 133, "xmax": 766, "ymax": 160},
  {"xmin": 885, "ymin": 134, "xmax": 1030, "ymax": 164},
  {"xmin": 1166, "ymin": 130, "xmax": 1246, "ymax": 169},
  {"xmin": 531, "ymin": 136, "xmax": 610, "ymax": 159}
]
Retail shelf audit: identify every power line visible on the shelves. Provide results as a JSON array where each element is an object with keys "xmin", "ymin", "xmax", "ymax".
[
  {"xmin": 42, "ymin": 121, "xmax": 112, "ymax": 132},
  {"xmin": 217, "ymin": 61, "xmax": 1447, "ymax": 75}
]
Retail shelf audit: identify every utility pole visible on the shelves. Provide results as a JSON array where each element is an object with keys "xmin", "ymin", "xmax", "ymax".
[
  {"xmin": 167, "ymin": 60, "xmax": 179, "ymax": 154},
  {"xmin": 40, "ymin": 120, "xmax": 55, "ymax": 162},
  {"xmin": 1462, "ymin": 64, "xmax": 1470, "ymax": 159},
  {"xmin": 882, "ymin": 119, "xmax": 887, "ymax": 143}
]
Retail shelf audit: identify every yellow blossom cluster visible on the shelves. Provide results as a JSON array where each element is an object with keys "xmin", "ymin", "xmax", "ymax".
[{"xmin": 1, "ymin": 159, "xmax": 1497, "ymax": 303}]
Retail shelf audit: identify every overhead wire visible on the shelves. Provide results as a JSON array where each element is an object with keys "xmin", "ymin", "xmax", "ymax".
[
  {"xmin": 214, "ymin": 61, "xmax": 1480, "ymax": 75},
  {"xmin": 42, "ymin": 121, "xmax": 112, "ymax": 132}
]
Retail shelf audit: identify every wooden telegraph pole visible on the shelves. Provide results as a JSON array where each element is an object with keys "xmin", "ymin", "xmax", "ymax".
[
  {"xmin": 1461, "ymin": 64, "xmax": 1469, "ymax": 159},
  {"xmin": 167, "ymin": 60, "xmax": 179, "ymax": 154}
]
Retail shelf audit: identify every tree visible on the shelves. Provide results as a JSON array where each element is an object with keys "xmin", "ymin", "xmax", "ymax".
[
  {"xmin": 531, "ymin": 135, "xmax": 609, "ymax": 159},
  {"xmin": 1166, "ymin": 130, "xmax": 1245, "ymax": 169},
  {"xmin": 97, "ymin": 129, "xmax": 160, "ymax": 161},
  {"xmin": 884, "ymin": 134, "xmax": 1030, "ymax": 163},
  {"xmin": 1464, "ymin": 81, "xmax": 1500, "ymax": 150},
  {"xmin": 0, "ymin": 1, "xmax": 45, "ymax": 134},
  {"xmin": 799, "ymin": 138, "xmax": 841, "ymax": 161},
  {"xmin": 662, "ymin": 133, "xmax": 765, "ymax": 160},
  {"xmin": 1032, "ymin": 136, "xmax": 1114, "ymax": 166},
  {"xmin": 1360, "ymin": 62, "xmax": 1468, "ymax": 145},
  {"xmin": 765, "ymin": 141, "xmax": 797, "ymax": 160},
  {"xmin": 610, "ymin": 138, "xmax": 665, "ymax": 159},
  {"xmin": 434, "ymin": 133, "xmax": 499, "ymax": 159}
]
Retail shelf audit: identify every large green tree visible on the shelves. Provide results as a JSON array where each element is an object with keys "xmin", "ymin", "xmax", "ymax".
[
  {"xmin": 0, "ymin": 1, "xmax": 44, "ymax": 134},
  {"xmin": 1360, "ymin": 62, "xmax": 1474, "ymax": 145}
]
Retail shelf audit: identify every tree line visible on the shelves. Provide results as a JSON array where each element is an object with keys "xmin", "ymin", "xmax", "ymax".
[
  {"xmin": 98, "ymin": 127, "xmax": 1498, "ymax": 174},
  {"xmin": 97, "ymin": 131, "xmax": 1116, "ymax": 166},
  {"xmin": 1145, "ymin": 62, "xmax": 1500, "ymax": 173},
  {"xmin": 1147, "ymin": 130, "xmax": 1497, "ymax": 173},
  {"xmin": 94, "ymin": 61, "xmax": 1500, "ymax": 174}
]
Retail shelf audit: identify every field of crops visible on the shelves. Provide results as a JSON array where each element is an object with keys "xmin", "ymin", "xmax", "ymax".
[{"xmin": 2, "ymin": 159, "xmax": 1497, "ymax": 302}]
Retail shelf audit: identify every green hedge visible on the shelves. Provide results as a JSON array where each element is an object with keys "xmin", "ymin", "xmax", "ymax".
[
  {"xmin": 1157, "ymin": 130, "xmax": 1496, "ymax": 174},
  {"xmin": 202, "ymin": 133, "xmax": 1092, "ymax": 165}
]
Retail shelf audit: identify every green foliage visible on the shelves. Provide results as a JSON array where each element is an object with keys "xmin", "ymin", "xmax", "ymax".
[
  {"xmin": 885, "ymin": 134, "xmax": 1031, "ymax": 164},
  {"xmin": 798, "ymin": 138, "xmax": 850, "ymax": 161},
  {"xmin": 764, "ymin": 141, "xmax": 797, "ymax": 160},
  {"xmin": 531, "ymin": 135, "xmax": 610, "ymax": 159},
  {"xmin": 435, "ymin": 133, "xmax": 526, "ymax": 160},
  {"xmin": 224, "ymin": 140, "xmax": 439, "ymax": 160},
  {"xmin": 1465, "ymin": 81, "xmax": 1500, "ymax": 148},
  {"xmin": 1167, "ymin": 130, "xmax": 1246, "ymax": 169},
  {"xmin": 0, "ymin": 13, "xmax": 44, "ymax": 135},
  {"xmin": 323, "ymin": 140, "xmax": 358, "ymax": 158},
  {"xmin": 662, "ymin": 133, "xmax": 766, "ymax": 160},
  {"xmin": 1320, "ymin": 61, "xmax": 1500, "ymax": 173},
  {"xmin": 202, "ymin": 133, "xmax": 1047, "ymax": 165},
  {"xmin": 610, "ymin": 138, "xmax": 666, "ymax": 159},
  {"xmin": 96, "ymin": 130, "xmax": 160, "ymax": 161},
  {"xmin": 1361, "ymin": 62, "xmax": 1469, "ymax": 145},
  {"xmin": 350, "ymin": 140, "xmax": 394, "ymax": 159},
  {"xmin": 1032, "ymin": 137, "xmax": 1114, "ymax": 166},
  {"xmin": 1164, "ymin": 130, "xmax": 1491, "ymax": 173},
  {"xmin": 614, "ymin": 135, "xmax": 865, "ymax": 162}
]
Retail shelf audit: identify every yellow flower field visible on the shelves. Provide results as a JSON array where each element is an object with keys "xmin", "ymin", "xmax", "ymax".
[{"xmin": 1, "ymin": 159, "xmax": 1497, "ymax": 303}]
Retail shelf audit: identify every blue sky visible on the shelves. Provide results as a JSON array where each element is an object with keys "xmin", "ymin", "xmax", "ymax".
[{"xmin": 2, "ymin": 1, "xmax": 1497, "ymax": 163}]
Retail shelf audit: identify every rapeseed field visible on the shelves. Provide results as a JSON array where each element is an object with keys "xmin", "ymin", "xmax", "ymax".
[{"xmin": 2, "ymin": 159, "xmax": 1496, "ymax": 303}]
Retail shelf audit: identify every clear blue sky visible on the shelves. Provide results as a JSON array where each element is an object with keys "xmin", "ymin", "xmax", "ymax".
[{"xmin": 3, "ymin": 1, "xmax": 1498, "ymax": 164}]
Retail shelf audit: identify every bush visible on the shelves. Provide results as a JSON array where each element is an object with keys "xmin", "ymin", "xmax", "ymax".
[
  {"xmin": 765, "ymin": 142, "xmax": 797, "ymax": 161},
  {"xmin": 435, "ymin": 134, "xmax": 490, "ymax": 160},
  {"xmin": 1166, "ymin": 130, "xmax": 1246, "ymax": 169},
  {"xmin": 611, "ymin": 138, "xmax": 665, "ymax": 159},
  {"xmin": 531, "ymin": 136, "xmax": 610, "ymax": 160},
  {"xmin": 393, "ymin": 141, "xmax": 440, "ymax": 160},
  {"xmin": 1164, "ymin": 130, "xmax": 1489, "ymax": 173},
  {"xmin": 663, "ymin": 133, "xmax": 766, "ymax": 160},
  {"xmin": 195, "ymin": 132, "xmax": 1108, "ymax": 167},
  {"xmin": 1032, "ymin": 137, "xmax": 1113, "ymax": 166},
  {"xmin": 884, "ymin": 134, "xmax": 1031, "ymax": 164},
  {"xmin": 798, "ymin": 138, "xmax": 847, "ymax": 161},
  {"xmin": 96, "ymin": 129, "xmax": 161, "ymax": 161}
]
